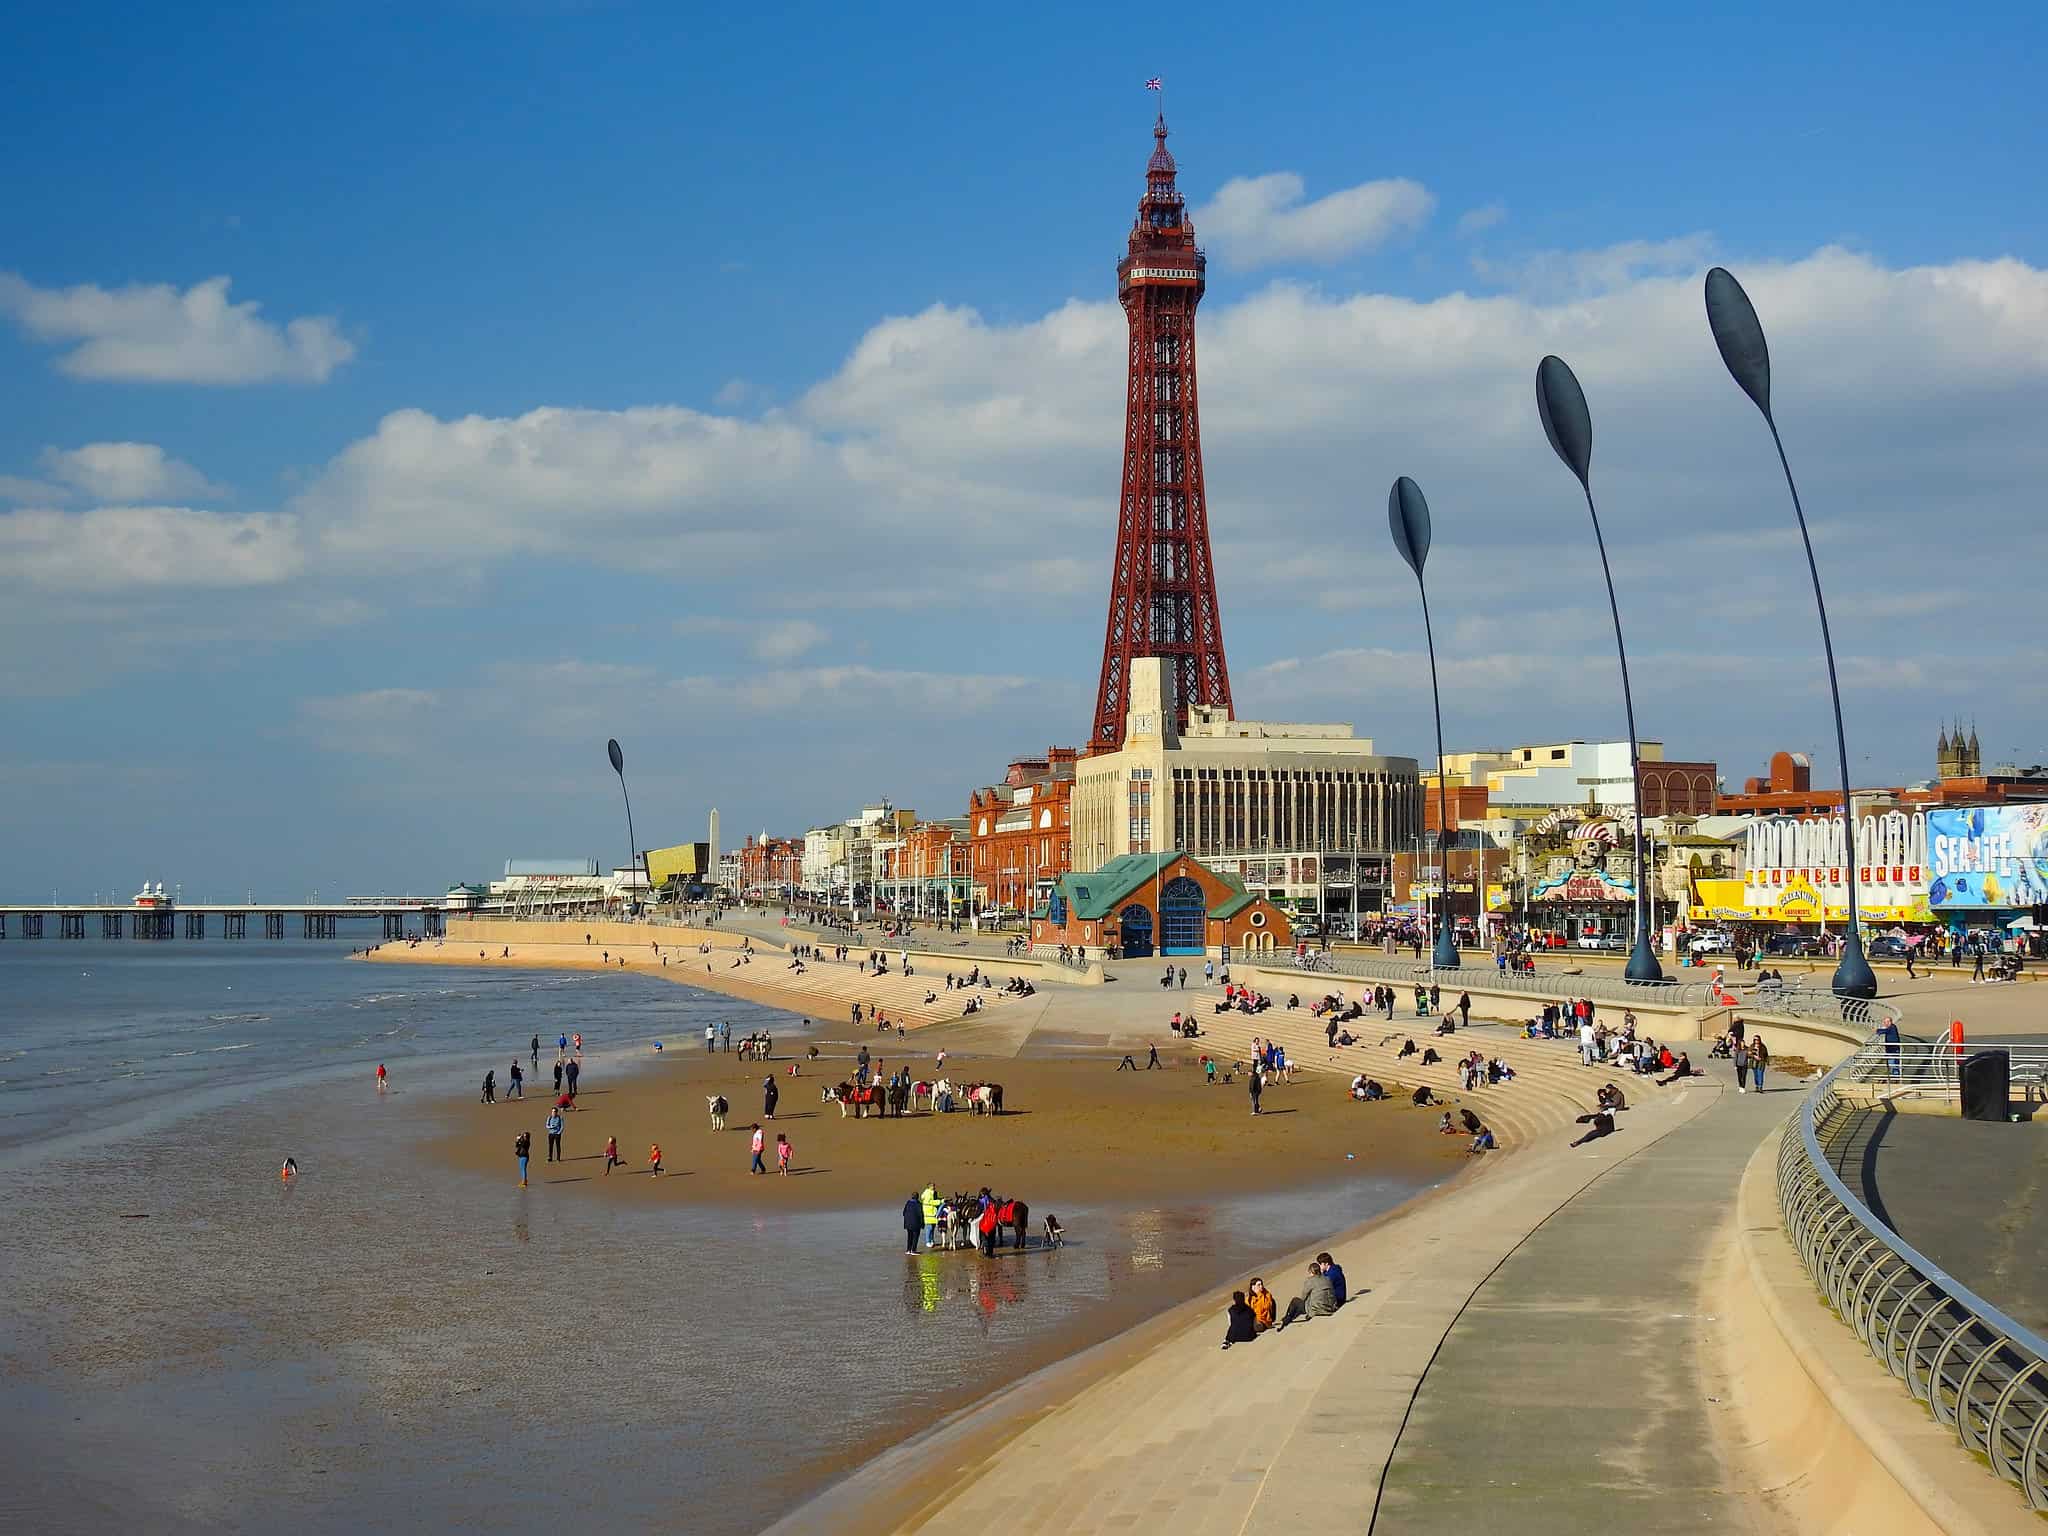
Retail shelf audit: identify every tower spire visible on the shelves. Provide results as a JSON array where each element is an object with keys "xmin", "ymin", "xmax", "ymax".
[{"xmin": 1091, "ymin": 112, "xmax": 1233, "ymax": 747}]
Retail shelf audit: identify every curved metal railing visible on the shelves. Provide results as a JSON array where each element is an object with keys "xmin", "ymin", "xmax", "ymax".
[{"xmin": 1778, "ymin": 1040, "xmax": 2048, "ymax": 1510}]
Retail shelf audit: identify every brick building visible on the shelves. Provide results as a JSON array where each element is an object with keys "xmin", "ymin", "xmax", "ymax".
[
  {"xmin": 735, "ymin": 835, "xmax": 803, "ymax": 898},
  {"xmin": 967, "ymin": 748, "xmax": 1078, "ymax": 915},
  {"xmin": 1030, "ymin": 851, "xmax": 1294, "ymax": 958}
]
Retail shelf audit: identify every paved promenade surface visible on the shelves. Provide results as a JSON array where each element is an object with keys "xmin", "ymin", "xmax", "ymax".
[
  {"xmin": 881, "ymin": 1049, "xmax": 1803, "ymax": 1534},
  {"xmin": 1826, "ymin": 1107, "xmax": 2048, "ymax": 1337}
]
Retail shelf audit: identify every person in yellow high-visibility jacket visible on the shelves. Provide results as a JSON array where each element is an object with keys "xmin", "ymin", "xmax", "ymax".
[{"xmin": 919, "ymin": 1183, "xmax": 942, "ymax": 1249}]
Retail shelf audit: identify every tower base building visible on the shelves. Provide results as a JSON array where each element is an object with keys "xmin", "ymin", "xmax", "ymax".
[{"xmin": 1073, "ymin": 660, "xmax": 1421, "ymax": 930}]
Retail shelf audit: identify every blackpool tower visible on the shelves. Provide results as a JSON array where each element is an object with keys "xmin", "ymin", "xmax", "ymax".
[{"xmin": 1089, "ymin": 113, "xmax": 1234, "ymax": 749}]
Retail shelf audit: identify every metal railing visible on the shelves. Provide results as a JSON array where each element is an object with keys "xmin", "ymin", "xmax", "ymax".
[
  {"xmin": 1835, "ymin": 1038, "xmax": 2048, "ymax": 1097},
  {"xmin": 1778, "ymin": 1040, "xmax": 2048, "ymax": 1510}
]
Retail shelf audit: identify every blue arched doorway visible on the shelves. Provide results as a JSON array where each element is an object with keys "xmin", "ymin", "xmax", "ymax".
[
  {"xmin": 1118, "ymin": 903, "xmax": 1154, "ymax": 958},
  {"xmin": 1160, "ymin": 876, "xmax": 1206, "ymax": 955}
]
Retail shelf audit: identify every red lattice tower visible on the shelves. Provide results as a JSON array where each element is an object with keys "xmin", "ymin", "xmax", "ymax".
[{"xmin": 1089, "ymin": 113, "xmax": 1235, "ymax": 749}]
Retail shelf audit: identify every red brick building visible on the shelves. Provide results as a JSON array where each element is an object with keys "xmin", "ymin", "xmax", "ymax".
[
  {"xmin": 735, "ymin": 835, "xmax": 803, "ymax": 897},
  {"xmin": 967, "ymin": 748, "xmax": 1078, "ymax": 913},
  {"xmin": 1030, "ymin": 851, "xmax": 1293, "ymax": 958}
]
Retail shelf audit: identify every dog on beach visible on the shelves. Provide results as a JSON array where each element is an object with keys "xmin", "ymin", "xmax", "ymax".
[{"xmin": 706, "ymin": 1094, "xmax": 728, "ymax": 1131}]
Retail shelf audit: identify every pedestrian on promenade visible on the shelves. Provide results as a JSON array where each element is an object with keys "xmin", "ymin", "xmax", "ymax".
[
  {"xmin": 1905, "ymin": 946, "xmax": 1918, "ymax": 979},
  {"xmin": 1204, "ymin": 959, "xmax": 1214, "ymax": 985},
  {"xmin": 1178, "ymin": 967, "xmax": 1187, "ymax": 989},
  {"xmin": 604, "ymin": 1135, "xmax": 621, "ymax": 1175},
  {"xmin": 546, "ymin": 1108, "xmax": 564, "ymax": 1161},
  {"xmin": 1973, "ymin": 945, "xmax": 1987, "ymax": 983},
  {"xmin": 515, "ymin": 1130, "xmax": 531, "ymax": 1187},
  {"xmin": 376, "ymin": 1063, "xmax": 387, "ymax": 1094},
  {"xmin": 1731, "ymin": 1039, "xmax": 1749, "ymax": 1094},
  {"xmin": 482, "ymin": 1070, "xmax": 496, "ymax": 1105},
  {"xmin": 750, "ymin": 1124, "xmax": 766, "ymax": 1174},
  {"xmin": 776, "ymin": 1133, "xmax": 792, "ymax": 1176},
  {"xmin": 1458, "ymin": 992, "xmax": 1472, "ymax": 1028},
  {"xmin": 1750, "ymin": 1035, "xmax": 1769, "ymax": 1092}
]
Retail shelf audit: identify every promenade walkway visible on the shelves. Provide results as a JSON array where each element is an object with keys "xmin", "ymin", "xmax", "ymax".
[{"xmin": 852, "ymin": 1030, "xmax": 1795, "ymax": 1534}]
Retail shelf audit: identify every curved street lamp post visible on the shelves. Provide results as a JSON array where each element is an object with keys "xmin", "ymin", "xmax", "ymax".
[
  {"xmin": 1704, "ymin": 267, "xmax": 1876, "ymax": 1000},
  {"xmin": 606, "ymin": 738, "xmax": 643, "ymax": 914},
  {"xmin": 1535, "ymin": 355, "xmax": 1663, "ymax": 984},
  {"xmin": 1388, "ymin": 476, "xmax": 1463, "ymax": 972}
]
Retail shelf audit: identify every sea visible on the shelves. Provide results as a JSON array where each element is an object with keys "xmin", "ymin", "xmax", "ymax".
[{"xmin": 0, "ymin": 931, "xmax": 1426, "ymax": 1534}]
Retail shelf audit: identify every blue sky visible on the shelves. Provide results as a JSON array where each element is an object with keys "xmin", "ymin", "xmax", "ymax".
[{"xmin": 4, "ymin": 1, "xmax": 2045, "ymax": 898}]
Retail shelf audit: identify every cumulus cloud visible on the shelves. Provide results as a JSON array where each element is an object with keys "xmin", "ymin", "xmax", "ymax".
[
  {"xmin": 675, "ymin": 615, "xmax": 829, "ymax": 662},
  {"xmin": 39, "ymin": 442, "xmax": 222, "ymax": 503},
  {"xmin": 1471, "ymin": 234, "xmax": 1715, "ymax": 299},
  {"xmin": 0, "ymin": 474, "xmax": 66, "ymax": 504},
  {"xmin": 1195, "ymin": 172, "xmax": 1434, "ymax": 269},
  {"xmin": 0, "ymin": 272, "xmax": 354, "ymax": 384},
  {"xmin": 0, "ymin": 506, "xmax": 303, "ymax": 591}
]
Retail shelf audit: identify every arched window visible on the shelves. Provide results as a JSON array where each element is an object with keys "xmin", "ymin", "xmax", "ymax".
[
  {"xmin": 1159, "ymin": 875, "xmax": 1206, "ymax": 954},
  {"xmin": 1047, "ymin": 890, "xmax": 1067, "ymax": 926},
  {"xmin": 1118, "ymin": 903, "xmax": 1154, "ymax": 958}
]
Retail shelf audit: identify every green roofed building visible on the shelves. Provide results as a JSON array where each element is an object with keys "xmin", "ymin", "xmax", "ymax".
[{"xmin": 1031, "ymin": 850, "xmax": 1292, "ymax": 959}]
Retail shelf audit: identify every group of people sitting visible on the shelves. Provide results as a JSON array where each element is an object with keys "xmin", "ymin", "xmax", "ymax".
[
  {"xmin": 1435, "ymin": 1106, "xmax": 1497, "ymax": 1152},
  {"xmin": 1213, "ymin": 982, "xmax": 1270, "ymax": 1016},
  {"xmin": 1570, "ymin": 1082, "xmax": 1633, "ymax": 1146},
  {"xmin": 1167, "ymin": 1011, "xmax": 1204, "ymax": 1038},
  {"xmin": 1222, "ymin": 1252, "xmax": 1350, "ymax": 1346}
]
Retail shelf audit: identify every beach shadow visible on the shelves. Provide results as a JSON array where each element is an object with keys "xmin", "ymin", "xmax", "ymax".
[
  {"xmin": 788, "ymin": 1167, "xmax": 830, "ymax": 1176},
  {"xmin": 780, "ymin": 1110, "xmax": 820, "ymax": 1120},
  {"xmin": 1256, "ymin": 1108, "xmax": 1300, "ymax": 1116},
  {"xmin": 547, "ymin": 1176, "xmax": 592, "ymax": 1184}
]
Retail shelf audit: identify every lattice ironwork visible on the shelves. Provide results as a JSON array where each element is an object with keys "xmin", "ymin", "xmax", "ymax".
[{"xmin": 1091, "ymin": 115, "xmax": 1234, "ymax": 747}]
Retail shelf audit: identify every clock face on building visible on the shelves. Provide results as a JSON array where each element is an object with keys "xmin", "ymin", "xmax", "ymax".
[{"xmin": 1133, "ymin": 713, "xmax": 1156, "ymax": 736}]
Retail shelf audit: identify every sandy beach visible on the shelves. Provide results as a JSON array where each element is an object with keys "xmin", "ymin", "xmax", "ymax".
[{"xmin": 434, "ymin": 1043, "xmax": 1465, "ymax": 1211}]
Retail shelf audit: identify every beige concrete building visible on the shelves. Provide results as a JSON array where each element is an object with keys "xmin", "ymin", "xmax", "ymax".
[{"xmin": 1073, "ymin": 658, "xmax": 1422, "ymax": 928}]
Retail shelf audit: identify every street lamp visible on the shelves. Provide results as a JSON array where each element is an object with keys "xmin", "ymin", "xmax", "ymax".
[
  {"xmin": 1535, "ymin": 355, "xmax": 1663, "ymax": 984},
  {"xmin": 1704, "ymin": 267, "xmax": 1876, "ymax": 999},
  {"xmin": 1388, "ymin": 476, "xmax": 1461, "ymax": 972},
  {"xmin": 606, "ymin": 738, "xmax": 642, "ymax": 916}
]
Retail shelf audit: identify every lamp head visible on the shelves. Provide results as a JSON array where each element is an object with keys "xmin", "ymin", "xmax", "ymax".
[
  {"xmin": 1535, "ymin": 355, "xmax": 1594, "ymax": 490},
  {"xmin": 607, "ymin": 738, "xmax": 625, "ymax": 777},
  {"xmin": 1705, "ymin": 266, "xmax": 1773, "ymax": 421},
  {"xmin": 1388, "ymin": 476, "xmax": 1432, "ymax": 580}
]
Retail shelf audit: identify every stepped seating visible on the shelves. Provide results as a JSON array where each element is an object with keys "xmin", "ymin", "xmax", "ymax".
[
  {"xmin": 689, "ymin": 950, "xmax": 1022, "ymax": 1031},
  {"xmin": 1169, "ymin": 993, "xmax": 1653, "ymax": 1149}
]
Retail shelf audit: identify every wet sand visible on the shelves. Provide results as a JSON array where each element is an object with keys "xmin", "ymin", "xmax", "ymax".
[{"xmin": 437, "ymin": 1043, "xmax": 1464, "ymax": 1210}]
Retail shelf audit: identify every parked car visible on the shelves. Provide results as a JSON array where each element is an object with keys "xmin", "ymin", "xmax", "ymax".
[
  {"xmin": 1687, "ymin": 929, "xmax": 1733, "ymax": 955},
  {"xmin": 1575, "ymin": 933, "xmax": 1623, "ymax": 951},
  {"xmin": 1763, "ymin": 933, "xmax": 1826, "ymax": 957},
  {"xmin": 1865, "ymin": 936, "xmax": 1912, "ymax": 959}
]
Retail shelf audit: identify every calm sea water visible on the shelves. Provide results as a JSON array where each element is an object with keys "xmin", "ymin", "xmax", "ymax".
[{"xmin": 0, "ymin": 935, "xmax": 1427, "ymax": 1534}]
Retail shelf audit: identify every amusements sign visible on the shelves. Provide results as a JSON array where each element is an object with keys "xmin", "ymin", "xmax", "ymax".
[{"xmin": 1928, "ymin": 805, "xmax": 2048, "ymax": 910}]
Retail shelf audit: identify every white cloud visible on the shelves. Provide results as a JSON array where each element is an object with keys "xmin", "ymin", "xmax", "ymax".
[
  {"xmin": 0, "ymin": 506, "xmax": 303, "ymax": 592},
  {"xmin": 675, "ymin": 615, "xmax": 829, "ymax": 662},
  {"xmin": 0, "ymin": 272, "xmax": 354, "ymax": 384},
  {"xmin": 1471, "ymin": 234, "xmax": 1715, "ymax": 299},
  {"xmin": 1195, "ymin": 172, "xmax": 1434, "ymax": 269},
  {"xmin": 0, "ymin": 474, "xmax": 66, "ymax": 504},
  {"xmin": 39, "ymin": 442, "xmax": 222, "ymax": 503},
  {"xmin": 1455, "ymin": 202, "xmax": 1507, "ymax": 238}
]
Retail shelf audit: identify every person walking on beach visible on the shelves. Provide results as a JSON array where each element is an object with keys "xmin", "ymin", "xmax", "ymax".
[
  {"xmin": 566, "ymin": 1059, "xmax": 580, "ymax": 1100},
  {"xmin": 749, "ymin": 1124, "xmax": 766, "ymax": 1174},
  {"xmin": 762, "ymin": 1075, "xmax": 779, "ymax": 1119},
  {"xmin": 722, "ymin": 1021, "xmax": 731, "ymax": 1052},
  {"xmin": 903, "ymin": 1192, "xmax": 924, "ymax": 1253},
  {"xmin": 553, "ymin": 1060, "xmax": 564, "ymax": 1095},
  {"xmin": 482, "ymin": 1070, "xmax": 496, "ymax": 1105},
  {"xmin": 604, "ymin": 1135, "xmax": 622, "ymax": 1175},
  {"xmin": 1249, "ymin": 1067, "xmax": 1263, "ymax": 1115},
  {"xmin": 558, "ymin": 1033, "xmax": 568, "ymax": 1061},
  {"xmin": 515, "ymin": 1130, "xmax": 531, "ymax": 1187},
  {"xmin": 530, "ymin": 1034, "xmax": 540, "ymax": 1068},
  {"xmin": 705, "ymin": 1023, "xmax": 716, "ymax": 1052},
  {"xmin": 1146, "ymin": 1042, "xmax": 1161, "ymax": 1070},
  {"xmin": 776, "ymin": 1132, "xmax": 792, "ymax": 1176},
  {"xmin": 648, "ymin": 1142, "xmax": 663, "ymax": 1175},
  {"xmin": 509, "ymin": 1060, "xmax": 523, "ymax": 1099},
  {"xmin": 920, "ymin": 1183, "xmax": 940, "ymax": 1249},
  {"xmin": 376, "ymin": 1062, "xmax": 387, "ymax": 1094},
  {"xmin": 546, "ymin": 1108, "xmax": 564, "ymax": 1162}
]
